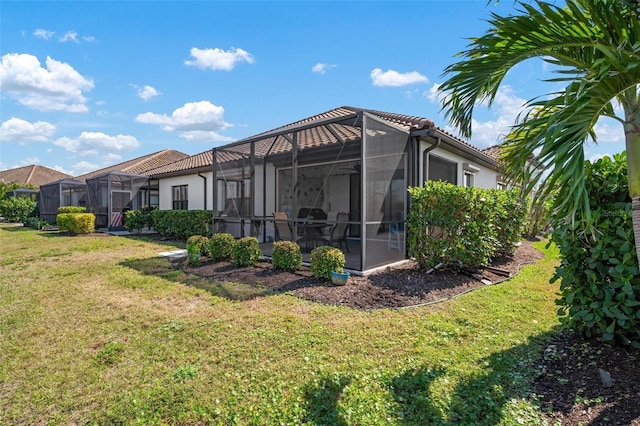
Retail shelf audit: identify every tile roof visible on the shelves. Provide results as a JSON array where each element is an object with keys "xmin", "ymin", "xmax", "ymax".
[
  {"xmin": 148, "ymin": 106, "xmax": 496, "ymax": 177},
  {"xmin": 481, "ymin": 145, "xmax": 503, "ymax": 161},
  {"xmin": 0, "ymin": 165, "xmax": 73, "ymax": 187},
  {"xmin": 75, "ymin": 149, "xmax": 188, "ymax": 181}
]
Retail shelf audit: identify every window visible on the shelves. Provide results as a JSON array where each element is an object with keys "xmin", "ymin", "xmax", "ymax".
[
  {"xmin": 464, "ymin": 171, "xmax": 474, "ymax": 187},
  {"xmin": 426, "ymin": 154, "xmax": 457, "ymax": 184},
  {"xmin": 172, "ymin": 185, "xmax": 188, "ymax": 210}
]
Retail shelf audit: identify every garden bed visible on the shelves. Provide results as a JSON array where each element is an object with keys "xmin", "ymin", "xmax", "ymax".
[{"xmin": 184, "ymin": 239, "xmax": 545, "ymax": 310}]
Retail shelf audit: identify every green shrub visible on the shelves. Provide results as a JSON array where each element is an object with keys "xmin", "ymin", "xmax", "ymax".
[
  {"xmin": 407, "ymin": 182, "xmax": 497, "ymax": 270},
  {"xmin": 551, "ymin": 153, "xmax": 639, "ymax": 346},
  {"xmin": 24, "ymin": 217, "xmax": 50, "ymax": 230},
  {"xmin": 151, "ymin": 210, "xmax": 211, "ymax": 240},
  {"xmin": 489, "ymin": 188, "xmax": 529, "ymax": 256},
  {"xmin": 310, "ymin": 246, "xmax": 345, "ymax": 280},
  {"xmin": 187, "ymin": 235, "xmax": 210, "ymax": 256},
  {"xmin": 58, "ymin": 206, "xmax": 86, "ymax": 214},
  {"xmin": 272, "ymin": 240, "xmax": 302, "ymax": 271},
  {"xmin": 209, "ymin": 233, "xmax": 236, "ymax": 262},
  {"xmin": 57, "ymin": 213, "xmax": 95, "ymax": 234},
  {"xmin": 0, "ymin": 197, "xmax": 38, "ymax": 223},
  {"xmin": 233, "ymin": 237, "xmax": 263, "ymax": 267},
  {"xmin": 124, "ymin": 208, "xmax": 156, "ymax": 234}
]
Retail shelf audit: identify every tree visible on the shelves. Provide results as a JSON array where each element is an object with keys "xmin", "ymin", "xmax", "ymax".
[{"xmin": 438, "ymin": 0, "xmax": 640, "ymax": 267}]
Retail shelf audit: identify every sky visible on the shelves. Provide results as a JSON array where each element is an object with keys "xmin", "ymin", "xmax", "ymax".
[{"xmin": 0, "ymin": 1, "xmax": 626, "ymax": 176}]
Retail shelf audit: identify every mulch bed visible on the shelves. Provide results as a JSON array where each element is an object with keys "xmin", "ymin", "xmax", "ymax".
[
  {"xmin": 533, "ymin": 332, "xmax": 640, "ymax": 426},
  {"xmin": 183, "ymin": 239, "xmax": 545, "ymax": 310}
]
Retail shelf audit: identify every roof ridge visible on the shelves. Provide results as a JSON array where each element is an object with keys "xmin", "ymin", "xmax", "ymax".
[{"xmin": 25, "ymin": 165, "xmax": 37, "ymax": 184}]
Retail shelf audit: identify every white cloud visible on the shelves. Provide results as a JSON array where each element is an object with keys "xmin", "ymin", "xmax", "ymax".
[
  {"xmin": 69, "ymin": 161, "xmax": 98, "ymax": 175},
  {"xmin": 59, "ymin": 31, "xmax": 79, "ymax": 43},
  {"xmin": 371, "ymin": 68, "xmax": 428, "ymax": 87},
  {"xmin": 130, "ymin": 84, "xmax": 161, "ymax": 101},
  {"xmin": 0, "ymin": 53, "xmax": 94, "ymax": 112},
  {"xmin": 0, "ymin": 117, "xmax": 56, "ymax": 143},
  {"xmin": 312, "ymin": 63, "xmax": 336, "ymax": 74},
  {"xmin": 33, "ymin": 29, "xmax": 55, "ymax": 40},
  {"xmin": 53, "ymin": 132, "xmax": 139, "ymax": 156},
  {"xmin": 102, "ymin": 153, "xmax": 123, "ymax": 163},
  {"xmin": 180, "ymin": 130, "xmax": 236, "ymax": 143},
  {"xmin": 185, "ymin": 47, "xmax": 254, "ymax": 71},
  {"xmin": 82, "ymin": 35, "xmax": 96, "ymax": 43},
  {"xmin": 593, "ymin": 121, "xmax": 624, "ymax": 144},
  {"xmin": 136, "ymin": 101, "xmax": 231, "ymax": 134}
]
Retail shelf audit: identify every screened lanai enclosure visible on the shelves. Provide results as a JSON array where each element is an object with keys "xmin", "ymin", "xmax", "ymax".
[
  {"xmin": 39, "ymin": 179, "xmax": 87, "ymax": 223},
  {"xmin": 212, "ymin": 109, "xmax": 420, "ymax": 272},
  {"xmin": 85, "ymin": 171, "xmax": 150, "ymax": 230}
]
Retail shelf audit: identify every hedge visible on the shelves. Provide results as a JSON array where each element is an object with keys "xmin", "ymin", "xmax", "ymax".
[
  {"xmin": 407, "ymin": 181, "xmax": 528, "ymax": 270},
  {"xmin": 151, "ymin": 210, "xmax": 212, "ymax": 240},
  {"xmin": 57, "ymin": 213, "xmax": 95, "ymax": 234}
]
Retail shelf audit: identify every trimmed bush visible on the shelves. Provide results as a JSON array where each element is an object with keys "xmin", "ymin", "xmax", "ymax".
[
  {"xmin": 57, "ymin": 213, "xmax": 95, "ymax": 234},
  {"xmin": 272, "ymin": 240, "xmax": 302, "ymax": 271},
  {"xmin": 310, "ymin": 246, "xmax": 345, "ymax": 280},
  {"xmin": 186, "ymin": 235, "xmax": 210, "ymax": 256},
  {"xmin": 58, "ymin": 206, "xmax": 86, "ymax": 214},
  {"xmin": 151, "ymin": 210, "xmax": 212, "ymax": 240},
  {"xmin": 233, "ymin": 237, "xmax": 263, "ymax": 267},
  {"xmin": 0, "ymin": 197, "xmax": 38, "ymax": 223},
  {"xmin": 209, "ymin": 233, "xmax": 236, "ymax": 262},
  {"xmin": 551, "ymin": 153, "xmax": 639, "ymax": 346},
  {"xmin": 407, "ymin": 182, "xmax": 497, "ymax": 270}
]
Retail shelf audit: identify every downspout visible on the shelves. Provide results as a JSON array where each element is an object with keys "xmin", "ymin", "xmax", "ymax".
[
  {"xmin": 198, "ymin": 172, "xmax": 207, "ymax": 211},
  {"xmin": 422, "ymin": 129, "xmax": 442, "ymax": 182}
]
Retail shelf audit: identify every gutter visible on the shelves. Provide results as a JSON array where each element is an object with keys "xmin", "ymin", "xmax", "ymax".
[{"xmin": 198, "ymin": 172, "xmax": 207, "ymax": 210}]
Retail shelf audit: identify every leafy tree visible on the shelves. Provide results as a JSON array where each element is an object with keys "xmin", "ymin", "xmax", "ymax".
[{"xmin": 439, "ymin": 0, "xmax": 640, "ymax": 266}]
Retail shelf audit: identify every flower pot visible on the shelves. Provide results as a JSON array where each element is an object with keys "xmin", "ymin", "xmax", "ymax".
[{"xmin": 330, "ymin": 270, "xmax": 350, "ymax": 286}]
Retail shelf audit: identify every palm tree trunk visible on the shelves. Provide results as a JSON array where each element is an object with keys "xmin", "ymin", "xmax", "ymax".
[{"xmin": 624, "ymin": 89, "xmax": 640, "ymax": 269}]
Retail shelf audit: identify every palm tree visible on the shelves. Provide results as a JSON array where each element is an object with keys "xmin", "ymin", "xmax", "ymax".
[{"xmin": 438, "ymin": 0, "xmax": 640, "ymax": 266}]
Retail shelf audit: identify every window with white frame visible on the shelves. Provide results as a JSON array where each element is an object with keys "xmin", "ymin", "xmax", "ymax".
[
  {"xmin": 464, "ymin": 171, "xmax": 475, "ymax": 187},
  {"xmin": 426, "ymin": 154, "xmax": 457, "ymax": 185},
  {"xmin": 172, "ymin": 185, "xmax": 188, "ymax": 210}
]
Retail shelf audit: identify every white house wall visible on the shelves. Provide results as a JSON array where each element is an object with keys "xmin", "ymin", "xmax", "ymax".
[
  {"xmin": 418, "ymin": 141, "xmax": 499, "ymax": 189},
  {"xmin": 158, "ymin": 173, "xmax": 213, "ymax": 211}
]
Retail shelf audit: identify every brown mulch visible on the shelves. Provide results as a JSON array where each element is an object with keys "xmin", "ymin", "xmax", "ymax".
[
  {"xmin": 533, "ymin": 332, "xmax": 640, "ymax": 426},
  {"xmin": 184, "ymin": 239, "xmax": 545, "ymax": 310}
]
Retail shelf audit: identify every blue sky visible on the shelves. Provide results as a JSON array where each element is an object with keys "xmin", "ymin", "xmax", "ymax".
[{"xmin": 0, "ymin": 1, "xmax": 626, "ymax": 176}]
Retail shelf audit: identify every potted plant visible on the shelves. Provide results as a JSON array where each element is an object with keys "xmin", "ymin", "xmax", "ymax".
[{"xmin": 330, "ymin": 270, "xmax": 350, "ymax": 286}]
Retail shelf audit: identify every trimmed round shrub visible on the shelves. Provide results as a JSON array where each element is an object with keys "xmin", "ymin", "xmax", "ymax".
[
  {"xmin": 233, "ymin": 237, "xmax": 263, "ymax": 267},
  {"xmin": 186, "ymin": 235, "xmax": 210, "ymax": 256},
  {"xmin": 310, "ymin": 246, "xmax": 345, "ymax": 280},
  {"xmin": 209, "ymin": 233, "xmax": 236, "ymax": 262},
  {"xmin": 58, "ymin": 206, "xmax": 86, "ymax": 214},
  {"xmin": 272, "ymin": 240, "xmax": 302, "ymax": 271},
  {"xmin": 57, "ymin": 212, "xmax": 95, "ymax": 234}
]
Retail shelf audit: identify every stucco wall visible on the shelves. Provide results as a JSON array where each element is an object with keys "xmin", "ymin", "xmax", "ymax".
[
  {"xmin": 158, "ymin": 173, "xmax": 212, "ymax": 211},
  {"xmin": 418, "ymin": 142, "xmax": 500, "ymax": 189}
]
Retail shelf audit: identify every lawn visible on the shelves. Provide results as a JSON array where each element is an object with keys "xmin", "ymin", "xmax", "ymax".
[{"xmin": 0, "ymin": 224, "xmax": 561, "ymax": 425}]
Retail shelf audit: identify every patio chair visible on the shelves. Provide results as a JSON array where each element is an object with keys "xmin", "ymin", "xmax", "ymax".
[
  {"xmin": 273, "ymin": 212, "xmax": 295, "ymax": 241},
  {"xmin": 328, "ymin": 212, "xmax": 350, "ymax": 253}
]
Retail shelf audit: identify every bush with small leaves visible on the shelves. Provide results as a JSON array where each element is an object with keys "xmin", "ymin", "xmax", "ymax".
[
  {"xmin": 0, "ymin": 196, "xmax": 38, "ymax": 223},
  {"xmin": 272, "ymin": 240, "xmax": 302, "ymax": 271},
  {"xmin": 209, "ymin": 233, "xmax": 236, "ymax": 262},
  {"xmin": 310, "ymin": 246, "xmax": 345, "ymax": 280},
  {"xmin": 186, "ymin": 235, "xmax": 210, "ymax": 256},
  {"xmin": 233, "ymin": 237, "xmax": 263, "ymax": 267},
  {"xmin": 57, "ymin": 212, "xmax": 95, "ymax": 234}
]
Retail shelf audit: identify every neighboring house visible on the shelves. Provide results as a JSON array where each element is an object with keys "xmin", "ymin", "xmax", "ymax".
[
  {"xmin": 36, "ymin": 149, "xmax": 188, "ymax": 230},
  {"xmin": 148, "ymin": 106, "xmax": 505, "ymax": 273},
  {"xmin": 0, "ymin": 165, "xmax": 72, "ymax": 188}
]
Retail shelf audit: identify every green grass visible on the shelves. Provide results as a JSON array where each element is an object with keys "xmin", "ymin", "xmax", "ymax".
[{"xmin": 0, "ymin": 225, "xmax": 561, "ymax": 425}]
